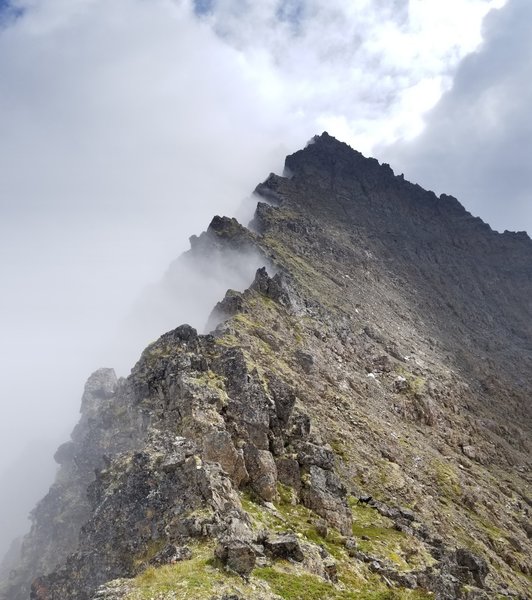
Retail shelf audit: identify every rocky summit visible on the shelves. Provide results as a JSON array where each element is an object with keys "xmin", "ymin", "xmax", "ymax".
[{"xmin": 1, "ymin": 133, "xmax": 531, "ymax": 600}]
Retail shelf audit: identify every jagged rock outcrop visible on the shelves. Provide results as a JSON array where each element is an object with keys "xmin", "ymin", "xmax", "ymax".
[{"xmin": 2, "ymin": 133, "xmax": 531, "ymax": 600}]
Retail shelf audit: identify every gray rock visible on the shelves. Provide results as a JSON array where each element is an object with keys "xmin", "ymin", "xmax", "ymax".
[
  {"xmin": 287, "ymin": 412, "xmax": 311, "ymax": 440},
  {"xmin": 268, "ymin": 374, "xmax": 296, "ymax": 426},
  {"xmin": 275, "ymin": 457, "xmax": 301, "ymax": 492},
  {"xmin": 323, "ymin": 557, "xmax": 338, "ymax": 582},
  {"xmin": 243, "ymin": 444, "xmax": 278, "ymax": 502},
  {"xmin": 251, "ymin": 267, "xmax": 292, "ymax": 307},
  {"xmin": 263, "ymin": 533, "xmax": 304, "ymax": 562},
  {"xmin": 399, "ymin": 507, "xmax": 416, "ymax": 522},
  {"xmin": 295, "ymin": 350, "xmax": 315, "ymax": 373},
  {"xmin": 160, "ymin": 437, "xmax": 197, "ymax": 472},
  {"xmin": 150, "ymin": 544, "xmax": 192, "ymax": 565},
  {"xmin": 345, "ymin": 537, "xmax": 358, "ymax": 556},
  {"xmin": 394, "ymin": 376, "xmax": 408, "ymax": 392},
  {"xmin": 315, "ymin": 519, "xmax": 328, "ymax": 538},
  {"xmin": 461, "ymin": 445, "xmax": 477, "ymax": 460},
  {"xmin": 203, "ymin": 430, "xmax": 249, "ymax": 487},
  {"xmin": 81, "ymin": 368, "xmax": 118, "ymax": 413},
  {"xmin": 218, "ymin": 349, "xmax": 271, "ymax": 449},
  {"xmin": 53, "ymin": 441, "xmax": 76, "ymax": 465},
  {"xmin": 455, "ymin": 548, "xmax": 489, "ymax": 587},
  {"xmin": 294, "ymin": 441, "xmax": 335, "ymax": 470},
  {"xmin": 91, "ymin": 579, "xmax": 132, "ymax": 599},
  {"xmin": 369, "ymin": 560, "xmax": 383, "ymax": 572},
  {"xmin": 215, "ymin": 540, "xmax": 256, "ymax": 578},
  {"xmin": 300, "ymin": 466, "xmax": 352, "ymax": 535},
  {"xmin": 208, "ymin": 290, "xmax": 245, "ymax": 329}
]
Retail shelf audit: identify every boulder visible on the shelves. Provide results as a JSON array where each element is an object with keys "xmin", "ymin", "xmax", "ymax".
[
  {"xmin": 243, "ymin": 445, "xmax": 278, "ymax": 502},
  {"xmin": 294, "ymin": 441, "xmax": 335, "ymax": 470},
  {"xmin": 295, "ymin": 350, "xmax": 315, "ymax": 373},
  {"xmin": 263, "ymin": 533, "xmax": 304, "ymax": 562},
  {"xmin": 315, "ymin": 520, "xmax": 328, "ymax": 538},
  {"xmin": 300, "ymin": 466, "xmax": 352, "ymax": 535},
  {"xmin": 268, "ymin": 374, "xmax": 297, "ymax": 426},
  {"xmin": 203, "ymin": 430, "xmax": 249, "ymax": 487},
  {"xmin": 54, "ymin": 441, "xmax": 76, "ymax": 465},
  {"xmin": 218, "ymin": 350, "xmax": 271, "ymax": 449},
  {"xmin": 275, "ymin": 457, "xmax": 301, "ymax": 492},
  {"xmin": 91, "ymin": 580, "xmax": 133, "ymax": 599},
  {"xmin": 208, "ymin": 290, "xmax": 245, "ymax": 329},
  {"xmin": 288, "ymin": 412, "xmax": 311, "ymax": 440},
  {"xmin": 323, "ymin": 557, "xmax": 338, "ymax": 582},
  {"xmin": 160, "ymin": 437, "xmax": 197, "ymax": 472},
  {"xmin": 345, "ymin": 537, "xmax": 358, "ymax": 557},
  {"xmin": 215, "ymin": 539, "xmax": 256, "ymax": 578},
  {"xmin": 455, "ymin": 548, "xmax": 489, "ymax": 587},
  {"xmin": 251, "ymin": 268, "xmax": 292, "ymax": 307},
  {"xmin": 80, "ymin": 368, "xmax": 118, "ymax": 413},
  {"xmin": 394, "ymin": 376, "xmax": 408, "ymax": 392},
  {"xmin": 461, "ymin": 445, "xmax": 477, "ymax": 460}
]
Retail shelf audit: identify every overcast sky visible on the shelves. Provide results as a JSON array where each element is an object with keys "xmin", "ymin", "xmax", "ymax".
[{"xmin": 1, "ymin": 0, "xmax": 529, "ymax": 556}]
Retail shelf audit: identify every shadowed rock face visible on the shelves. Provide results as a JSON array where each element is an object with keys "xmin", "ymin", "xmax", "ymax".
[{"xmin": 2, "ymin": 134, "xmax": 531, "ymax": 600}]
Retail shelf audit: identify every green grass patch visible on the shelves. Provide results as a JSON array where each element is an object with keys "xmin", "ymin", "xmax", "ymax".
[
  {"xmin": 240, "ymin": 488, "xmax": 347, "ymax": 560},
  {"xmin": 255, "ymin": 565, "xmax": 432, "ymax": 600},
  {"xmin": 330, "ymin": 438, "xmax": 349, "ymax": 461},
  {"xmin": 255, "ymin": 567, "xmax": 344, "ymax": 600},
  {"xmin": 348, "ymin": 498, "xmax": 434, "ymax": 571},
  {"xmin": 214, "ymin": 334, "xmax": 240, "ymax": 347},
  {"xmin": 394, "ymin": 367, "xmax": 426, "ymax": 396},
  {"xmin": 430, "ymin": 459, "xmax": 462, "ymax": 497},
  {"xmin": 127, "ymin": 544, "xmax": 221, "ymax": 599}
]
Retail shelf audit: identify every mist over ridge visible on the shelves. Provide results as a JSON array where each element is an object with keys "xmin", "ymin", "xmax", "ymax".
[
  {"xmin": 0, "ymin": 190, "xmax": 275, "ymax": 561},
  {"xmin": 1, "ymin": 0, "xmax": 531, "ymax": 581}
]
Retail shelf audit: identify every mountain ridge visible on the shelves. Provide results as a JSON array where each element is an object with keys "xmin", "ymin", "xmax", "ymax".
[{"xmin": 1, "ymin": 133, "xmax": 530, "ymax": 600}]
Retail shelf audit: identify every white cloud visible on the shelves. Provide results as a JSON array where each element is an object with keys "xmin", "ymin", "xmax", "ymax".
[{"xmin": 196, "ymin": 0, "xmax": 505, "ymax": 151}]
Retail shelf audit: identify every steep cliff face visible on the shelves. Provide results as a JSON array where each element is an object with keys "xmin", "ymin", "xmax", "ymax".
[{"xmin": 2, "ymin": 133, "xmax": 530, "ymax": 600}]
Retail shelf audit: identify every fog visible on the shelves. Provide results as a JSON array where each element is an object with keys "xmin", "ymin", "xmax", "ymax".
[
  {"xmin": 0, "ymin": 0, "xmax": 290, "ymax": 559},
  {"xmin": 1, "ymin": 0, "xmax": 526, "ymax": 562},
  {"xmin": 113, "ymin": 231, "xmax": 269, "ymax": 374}
]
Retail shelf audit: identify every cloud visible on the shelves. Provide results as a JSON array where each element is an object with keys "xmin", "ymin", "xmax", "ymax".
[
  {"xmin": 0, "ymin": 0, "xmax": 293, "ymax": 557},
  {"xmin": 0, "ymin": 0, "xmax": 504, "ymax": 558},
  {"xmin": 193, "ymin": 0, "xmax": 505, "ymax": 149},
  {"xmin": 380, "ymin": 0, "xmax": 531, "ymax": 234}
]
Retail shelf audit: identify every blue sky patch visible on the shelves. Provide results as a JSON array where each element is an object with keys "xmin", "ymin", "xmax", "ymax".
[
  {"xmin": 276, "ymin": 0, "xmax": 306, "ymax": 31},
  {"xmin": 0, "ymin": 0, "xmax": 24, "ymax": 24},
  {"xmin": 193, "ymin": 0, "xmax": 215, "ymax": 17}
]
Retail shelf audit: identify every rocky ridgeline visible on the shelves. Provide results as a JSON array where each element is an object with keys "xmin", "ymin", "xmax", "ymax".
[
  {"xmin": 1, "ymin": 134, "xmax": 530, "ymax": 600},
  {"xmin": 22, "ymin": 275, "xmax": 355, "ymax": 599}
]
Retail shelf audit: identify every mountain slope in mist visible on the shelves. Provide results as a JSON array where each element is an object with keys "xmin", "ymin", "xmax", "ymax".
[{"xmin": 1, "ymin": 134, "xmax": 531, "ymax": 600}]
